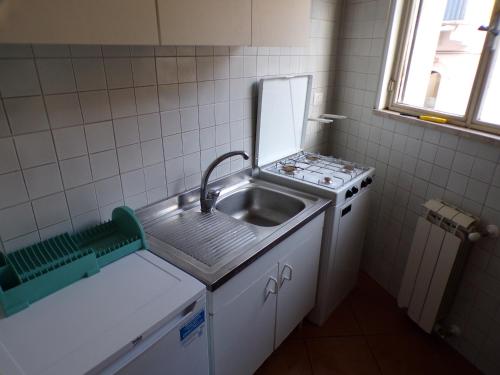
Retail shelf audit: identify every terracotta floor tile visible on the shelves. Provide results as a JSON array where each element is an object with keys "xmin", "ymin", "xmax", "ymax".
[
  {"xmin": 350, "ymin": 274, "xmax": 399, "ymax": 307},
  {"xmin": 255, "ymin": 338, "xmax": 312, "ymax": 375},
  {"xmin": 349, "ymin": 286, "xmax": 416, "ymax": 335},
  {"xmin": 306, "ymin": 336, "xmax": 381, "ymax": 375},
  {"xmin": 256, "ymin": 273, "xmax": 480, "ymax": 375},
  {"xmin": 366, "ymin": 331, "xmax": 481, "ymax": 375},
  {"xmin": 292, "ymin": 299, "xmax": 362, "ymax": 339},
  {"xmin": 356, "ymin": 272, "xmax": 390, "ymax": 296}
]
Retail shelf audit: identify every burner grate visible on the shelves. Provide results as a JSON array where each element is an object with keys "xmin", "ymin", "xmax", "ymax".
[{"xmin": 265, "ymin": 151, "xmax": 369, "ymax": 190}]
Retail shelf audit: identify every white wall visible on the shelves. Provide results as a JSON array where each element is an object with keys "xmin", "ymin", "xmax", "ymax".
[
  {"xmin": 0, "ymin": 0, "xmax": 342, "ymax": 253},
  {"xmin": 330, "ymin": 0, "xmax": 500, "ymax": 374}
]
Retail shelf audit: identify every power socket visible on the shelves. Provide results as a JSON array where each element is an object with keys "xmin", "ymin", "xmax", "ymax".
[{"xmin": 313, "ymin": 92, "xmax": 323, "ymax": 105}]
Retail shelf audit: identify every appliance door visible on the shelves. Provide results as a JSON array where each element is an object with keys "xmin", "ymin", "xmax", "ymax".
[
  {"xmin": 102, "ymin": 297, "xmax": 209, "ymax": 375},
  {"xmin": 331, "ymin": 190, "xmax": 371, "ymax": 304}
]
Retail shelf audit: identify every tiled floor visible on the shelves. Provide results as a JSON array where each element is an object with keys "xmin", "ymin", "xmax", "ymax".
[{"xmin": 256, "ymin": 273, "xmax": 481, "ymax": 375}]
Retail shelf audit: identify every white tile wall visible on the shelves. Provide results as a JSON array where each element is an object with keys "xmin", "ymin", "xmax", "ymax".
[
  {"xmin": 0, "ymin": 0, "xmax": 337, "ymax": 256},
  {"xmin": 5, "ymin": 96, "xmax": 49, "ymax": 134},
  {"xmin": 330, "ymin": 1, "xmax": 500, "ymax": 373},
  {"xmin": 15, "ymin": 131, "xmax": 56, "ymax": 168},
  {"xmin": 44, "ymin": 93, "xmax": 83, "ymax": 128}
]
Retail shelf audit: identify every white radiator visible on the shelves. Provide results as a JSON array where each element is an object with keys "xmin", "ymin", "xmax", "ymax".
[{"xmin": 398, "ymin": 200, "xmax": 479, "ymax": 333}]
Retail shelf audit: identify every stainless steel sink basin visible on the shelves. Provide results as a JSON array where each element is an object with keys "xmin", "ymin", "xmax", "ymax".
[
  {"xmin": 136, "ymin": 171, "xmax": 329, "ymax": 288},
  {"xmin": 215, "ymin": 186, "xmax": 305, "ymax": 227}
]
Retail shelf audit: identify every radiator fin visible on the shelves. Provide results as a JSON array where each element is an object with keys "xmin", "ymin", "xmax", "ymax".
[
  {"xmin": 407, "ymin": 225, "xmax": 446, "ymax": 324},
  {"xmin": 419, "ymin": 233, "xmax": 461, "ymax": 332},
  {"xmin": 397, "ymin": 218, "xmax": 431, "ymax": 308}
]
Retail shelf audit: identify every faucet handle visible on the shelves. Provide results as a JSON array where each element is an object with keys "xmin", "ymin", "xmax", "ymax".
[
  {"xmin": 207, "ymin": 189, "xmax": 220, "ymax": 200},
  {"xmin": 201, "ymin": 189, "xmax": 220, "ymax": 212}
]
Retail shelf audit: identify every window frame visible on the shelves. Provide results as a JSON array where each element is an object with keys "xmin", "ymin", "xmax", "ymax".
[{"xmin": 386, "ymin": 0, "xmax": 500, "ymax": 135}]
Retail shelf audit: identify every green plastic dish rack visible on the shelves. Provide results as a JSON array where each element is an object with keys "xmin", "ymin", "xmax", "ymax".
[{"xmin": 0, "ymin": 206, "xmax": 147, "ymax": 317}]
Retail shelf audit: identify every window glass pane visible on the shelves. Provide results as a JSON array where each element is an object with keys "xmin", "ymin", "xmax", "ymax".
[
  {"xmin": 478, "ymin": 19, "xmax": 500, "ymax": 125},
  {"xmin": 398, "ymin": 0, "xmax": 495, "ymax": 116}
]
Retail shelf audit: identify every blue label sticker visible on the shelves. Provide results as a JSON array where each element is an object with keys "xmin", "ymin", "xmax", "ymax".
[{"xmin": 180, "ymin": 309, "xmax": 205, "ymax": 342}]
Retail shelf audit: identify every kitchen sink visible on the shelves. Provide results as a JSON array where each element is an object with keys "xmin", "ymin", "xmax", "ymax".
[
  {"xmin": 137, "ymin": 172, "xmax": 329, "ymax": 286},
  {"xmin": 215, "ymin": 186, "xmax": 305, "ymax": 227}
]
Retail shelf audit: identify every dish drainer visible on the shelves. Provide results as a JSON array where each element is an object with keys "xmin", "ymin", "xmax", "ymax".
[{"xmin": 0, "ymin": 206, "xmax": 146, "ymax": 317}]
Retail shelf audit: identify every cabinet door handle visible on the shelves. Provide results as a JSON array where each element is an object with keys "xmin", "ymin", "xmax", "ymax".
[
  {"xmin": 264, "ymin": 277, "xmax": 278, "ymax": 301},
  {"xmin": 279, "ymin": 264, "xmax": 293, "ymax": 288}
]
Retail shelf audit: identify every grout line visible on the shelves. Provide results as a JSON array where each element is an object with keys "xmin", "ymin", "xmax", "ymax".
[
  {"xmin": 361, "ymin": 333, "xmax": 385, "ymax": 375},
  {"xmin": 100, "ymin": 45, "xmax": 126, "ymax": 220},
  {"xmin": 0, "ymin": 97, "xmax": 14, "ymax": 135},
  {"xmin": 23, "ymin": 44, "xmax": 58, "ymax": 238},
  {"xmin": 300, "ymin": 332, "xmax": 368, "ymax": 340},
  {"xmin": 302, "ymin": 336, "xmax": 316, "ymax": 375},
  {"xmin": 152, "ymin": 52, "xmax": 168, "ymax": 194}
]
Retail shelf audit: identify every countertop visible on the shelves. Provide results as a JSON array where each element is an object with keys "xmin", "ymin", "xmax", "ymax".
[{"xmin": 136, "ymin": 171, "xmax": 331, "ymax": 291}]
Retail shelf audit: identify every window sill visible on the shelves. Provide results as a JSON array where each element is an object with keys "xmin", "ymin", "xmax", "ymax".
[{"xmin": 373, "ymin": 109, "xmax": 500, "ymax": 145}]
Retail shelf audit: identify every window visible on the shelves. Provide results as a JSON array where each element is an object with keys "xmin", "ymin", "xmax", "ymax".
[{"xmin": 388, "ymin": 0, "xmax": 500, "ymax": 134}]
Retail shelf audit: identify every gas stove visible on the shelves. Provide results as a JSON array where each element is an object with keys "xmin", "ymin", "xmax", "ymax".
[
  {"xmin": 263, "ymin": 151, "xmax": 370, "ymax": 191},
  {"xmin": 252, "ymin": 74, "xmax": 374, "ymax": 204},
  {"xmin": 255, "ymin": 75, "xmax": 376, "ymax": 326}
]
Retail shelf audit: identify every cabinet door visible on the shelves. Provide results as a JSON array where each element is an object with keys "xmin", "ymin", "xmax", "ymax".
[
  {"xmin": 212, "ymin": 263, "xmax": 278, "ymax": 375},
  {"xmin": 275, "ymin": 214, "xmax": 323, "ymax": 347},
  {"xmin": 0, "ymin": 0, "xmax": 158, "ymax": 45},
  {"xmin": 158, "ymin": 0, "xmax": 251, "ymax": 46},
  {"xmin": 252, "ymin": 0, "xmax": 311, "ymax": 47}
]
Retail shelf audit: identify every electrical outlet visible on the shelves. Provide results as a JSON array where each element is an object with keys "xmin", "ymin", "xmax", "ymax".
[{"xmin": 313, "ymin": 92, "xmax": 323, "ymax": 105}]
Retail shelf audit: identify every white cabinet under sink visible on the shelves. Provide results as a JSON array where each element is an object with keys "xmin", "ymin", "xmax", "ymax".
[
  {"xmin": 210, "ymin": 262, "xmax": 277, "ymax": 375},
  {"xmin": 208, "ymin": 213, "xmax": 324, "ymax": 375},
  {"xmin": 275, "ymin": 225, "xmax": 322, "ymax": 346}
]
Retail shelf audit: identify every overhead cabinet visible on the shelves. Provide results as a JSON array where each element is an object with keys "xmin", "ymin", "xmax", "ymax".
[
  {"xmin": 0, "ymin": 0, "xmax": 159, "ymax": 45},
  {"xmin": 158, "ymin": 0, "xmax": 311, "ymax": 46},
  {"xmin": 0, "ymin": 0, "xmax": 311, "ymax": 46},
  {"xmin": 157, "ymin": 0, "xmax": 252, "ymax": 46},
  {"xmin": 252, "ymin": 0, "xmax": 311, "ymax": 47}
]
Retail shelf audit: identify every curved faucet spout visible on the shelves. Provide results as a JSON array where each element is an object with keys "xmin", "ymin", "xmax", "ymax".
[{"xmin": 200, "ymin": 151, "xmax": 249, "ymax": 213}]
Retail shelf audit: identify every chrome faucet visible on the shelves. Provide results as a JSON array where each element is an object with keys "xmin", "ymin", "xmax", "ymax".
[{"xmin": 200, "ymin": 151, "xmax": 249, "ymax": 212}]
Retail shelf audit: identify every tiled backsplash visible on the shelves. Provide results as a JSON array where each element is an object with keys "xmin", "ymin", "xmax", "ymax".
[
  {"xmin": 331, "ymin": 0, "xmax": 500, "ymax": 374},
  {"xmin": 0, "ymin": 0, "xmax": 340, "ymax": 253}
]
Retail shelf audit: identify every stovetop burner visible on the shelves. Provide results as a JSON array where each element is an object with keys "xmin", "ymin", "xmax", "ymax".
[
  {"xmin": 281, "ymin": 164, "xmax": 297, "ymax": 174},
  {"xmin": 305, "ymin": 154, "xmax": 319, "ymax": 161},
  {"xmin": 264, "ymin": 151, "xmax": 369, "ymax": 190},
  {"xmin": 323, "ymin": 176, "xmax": 333, "ymax": 184}
]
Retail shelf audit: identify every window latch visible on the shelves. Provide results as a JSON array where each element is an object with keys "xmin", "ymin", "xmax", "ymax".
[
  {"xmin": 387, "ymin": 79, "xmax": 395, "ymax": 93},
  {"xmin": 478, "ymin": 25, "xmax": 499, "ymax": 36}
]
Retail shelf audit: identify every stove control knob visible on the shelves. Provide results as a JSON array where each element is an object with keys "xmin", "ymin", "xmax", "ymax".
[
  {"xmin": 361, "ymin": 180, "xmax": 367, "ymax": 188},
  {"xmin": 366, "ymin": 177, "xmax": 373, "ymax": 185},
  {"xmin": 352, "ymin": 186, "xmax": 359, "ymax": 195},
  {"xmin": 345, "ymin": 189, "xmax": 353, "ymax": 199}
]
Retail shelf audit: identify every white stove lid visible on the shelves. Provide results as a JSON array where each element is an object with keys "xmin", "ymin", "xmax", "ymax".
[{"xmin": 255, "ymin": 75, "xmax": 312, "ymax": 167}]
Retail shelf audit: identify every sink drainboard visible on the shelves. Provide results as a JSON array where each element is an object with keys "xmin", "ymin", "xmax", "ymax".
[{"xmin": 146, "ymin": 211, "xmax": 257, "ymax": 267}]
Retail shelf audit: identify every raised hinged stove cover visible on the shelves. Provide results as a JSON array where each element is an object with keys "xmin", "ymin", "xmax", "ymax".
[{"xmin": 255, "ymin": 75, "xmax": 312, "ymax": 167}]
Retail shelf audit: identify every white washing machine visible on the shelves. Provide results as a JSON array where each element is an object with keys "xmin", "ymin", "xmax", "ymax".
[{"xmin": 0, "ymin": 250, "xmax": 209, "ymax": 375}]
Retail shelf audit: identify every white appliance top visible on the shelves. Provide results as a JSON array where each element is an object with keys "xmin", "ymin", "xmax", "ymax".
[
  {"xmin": 0, "ymin": 251, "xmax": 204, "ymax": 375},
  {"xmin": 262, "ymin": 151, "xmax": 369, "ymax": 191},
  {"xmin": 255, "ymin": 75, "xmax": 312, "ymax": 167}
]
